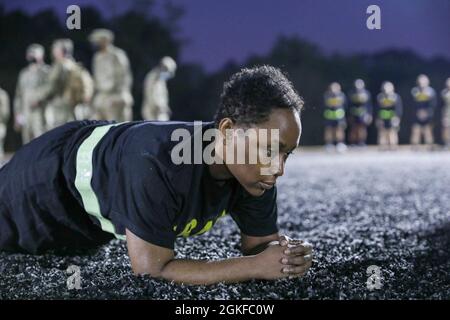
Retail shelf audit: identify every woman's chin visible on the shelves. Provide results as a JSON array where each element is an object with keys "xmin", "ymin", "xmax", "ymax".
[{"xmin": 245, "ymin": 184, "xmax": 266, "ymax": 197}]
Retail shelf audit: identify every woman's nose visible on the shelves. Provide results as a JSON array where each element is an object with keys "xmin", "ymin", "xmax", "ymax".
[{"xmin": 273, "ymin": 155, "xmax": 285, "ymax": 177}]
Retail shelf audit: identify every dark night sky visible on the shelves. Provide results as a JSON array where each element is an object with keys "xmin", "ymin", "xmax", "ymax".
[{"xmin": 2, "ymin": 0, "xmax": 450, "ymax": 72}]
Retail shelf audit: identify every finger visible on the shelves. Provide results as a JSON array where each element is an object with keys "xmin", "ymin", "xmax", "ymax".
[
  {"xmin": 284, "ymin": 245, "xmax": 310, "ymax": 256},
  {"xmin": 304, "ymin": 260, "xmax": 313, "ymax": 271},
  {"xmin": 288, "ymin": 269, "xmax": 308, "ymax": 279},
  {"xmin": 282, "ymin": 265, "xmax": 307, "ymax": 275},
  {"xmin": 286, "ymin": 239, "xmax": 304, "ymax": 246},
  {"xmin": 287, "ymin": 242, "xmax": 304, "ymax": 249},
  {"xmin": 288, "ymin": 274, "xmax": 304, "ymax": 279},
  {"xmin": 281, "ymin": 254, "xmax": 313, "ymax": 266},
  {"xmin": 267, "ymin": 240, "xmax": 280, "ymax": 246},
  {"xmin": 298, "ymin": 241, "xmax": 313, "ymax": 250},
  {"xmin": 284, "ymin": 243, "xmax": 313, "ymax": 255},
  {"xmin": 279, "ymin": 235, "xmax": 291, "ymax": 246},
  {"xmin": 285, "ymin": 256, "xmax": 307, "ymax": 266},
  {"xmin": 286, "ymin": 261, "xmax": 313, "ymax": 278}
]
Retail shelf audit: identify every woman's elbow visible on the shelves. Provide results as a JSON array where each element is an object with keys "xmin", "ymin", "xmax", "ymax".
[{"xmin": 131, "ymin": 262, "xmax": 165, "ymax": 278}]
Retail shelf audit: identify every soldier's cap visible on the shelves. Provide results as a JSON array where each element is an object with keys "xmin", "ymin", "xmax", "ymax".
[
  {"xmin": 52, "ymin": 39, "xmax": 74, "ymax": 55},
  {"xmin": 160, "ymin": 56, "xmax": 177, "ymax": 72},
  {"xmin": 89, "ymin": 29, "xmax": 114, "ymax": 43},
  {"xmin": 26, "ymin": 43, "xmax": 44, "ymax": 58}
]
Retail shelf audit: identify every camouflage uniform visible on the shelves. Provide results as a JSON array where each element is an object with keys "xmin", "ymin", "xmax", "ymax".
[
  {"xmin": 36, "ymin": 39, "xmax": 79, "ymax": 130},
  {"xmin": 442, "ymin": 87, "xmax": 450, "ymax": 128},
  {"xmin": 72, "ymin": 65, "xmax": 94, "ymax": 121},
  {"xmin": 142, "ymin": 56, "xmax": 177, "ymax": 121},
  {"xmin": 89, "ymin": 29, "xmax": 133, "ymax": 121},
  {"xmin": 0, "ymin": 87, "xmax": 10, "ymax": 157},
  {"xmin": 14, "ymin": 44, "xmax": 50, "ymax": 143},
  {"xmin": 442, "ymin": 82, "xmax": 450, "ymax": 146}
]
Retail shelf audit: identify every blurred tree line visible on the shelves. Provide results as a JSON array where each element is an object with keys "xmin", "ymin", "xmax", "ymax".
[{"xmin": 1, "ymin": 4, "xmax": 449, "ymax": 151}]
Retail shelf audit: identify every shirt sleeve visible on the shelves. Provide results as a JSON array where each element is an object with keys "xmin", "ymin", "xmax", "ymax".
[
  {"xmin": 229, "ymin": 185, "xmax": 279, "ymax": 237},
  {"xmin": 112, "ymin": 153, "xmax": 178, "ymax": 249}
]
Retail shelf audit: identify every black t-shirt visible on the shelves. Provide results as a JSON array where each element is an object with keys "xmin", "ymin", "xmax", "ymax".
[{"xmin": 62, "ymin": 120, "xmax": 278, "ymax": 249}]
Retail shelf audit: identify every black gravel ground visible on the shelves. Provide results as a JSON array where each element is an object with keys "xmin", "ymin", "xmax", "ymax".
[{"xmin": 1, "ymin": 148, "xmax": 449, "ymax": 299}]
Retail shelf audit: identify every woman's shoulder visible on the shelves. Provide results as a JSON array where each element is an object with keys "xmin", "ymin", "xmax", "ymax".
[
  {"xmin": 122, "ymin": 120, "xmax": 215, "ymax": 163},
  {"xmin": 119, "ymin": 120, "xmax": 215, "ymax": 190}
]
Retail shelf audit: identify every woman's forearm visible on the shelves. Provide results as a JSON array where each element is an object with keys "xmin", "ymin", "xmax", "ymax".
[{"xmin": 159, "ymin": 255, "xmax": 260, "ymax": 285}]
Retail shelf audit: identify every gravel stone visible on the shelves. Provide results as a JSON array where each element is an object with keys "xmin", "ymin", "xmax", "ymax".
[{"xmin": 1, "ymin": 149, "xmax": 449, "ymax": 299}]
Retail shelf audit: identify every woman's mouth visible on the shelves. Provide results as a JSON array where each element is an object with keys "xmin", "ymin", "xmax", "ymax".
[{"xmin": 258, "ymin": 181, "xmax": 275, "ymax": 190}]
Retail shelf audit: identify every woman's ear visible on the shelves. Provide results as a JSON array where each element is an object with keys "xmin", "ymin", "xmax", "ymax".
[{"xmin": 218, "ymin": 118, "xmax": 234, "ymax": 145}]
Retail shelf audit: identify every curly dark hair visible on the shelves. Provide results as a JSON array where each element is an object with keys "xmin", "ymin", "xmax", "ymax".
[{"xmin": 214, "ymin": 65, "xmax": 304, "ymax": 127}]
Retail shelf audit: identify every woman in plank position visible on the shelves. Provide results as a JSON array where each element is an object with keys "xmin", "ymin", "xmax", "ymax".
[{"xmin": 0, "ymin": 65, "xmax": 313, "ymax": 285}]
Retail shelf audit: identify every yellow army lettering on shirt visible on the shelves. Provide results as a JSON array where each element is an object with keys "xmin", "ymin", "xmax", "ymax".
[
  {"xmin": 351, "ymin": 92, "xmax": 369, "ymax": 104},
  {"xmin": 325, "ymin": 97, "xmax": 344, "ymax": 107},
  {"xmin": 174, "ymin": 209, "xmax": 228, "ymax": 237},
  {"xmin": 380, "ymin": 97, "xmax": 395, "ymax": 107},
  {"xmin": 414, "ymin": 92, "xmax": 431, "ymax": 102},
  {"xmin": 412, "ymin": 88, "xmax": 433, "ymax": 102}
]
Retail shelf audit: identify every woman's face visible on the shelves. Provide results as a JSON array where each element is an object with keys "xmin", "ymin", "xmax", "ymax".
[{"xmin": 219, "ymin": 108, "xmax": 301, "ymax": 197}]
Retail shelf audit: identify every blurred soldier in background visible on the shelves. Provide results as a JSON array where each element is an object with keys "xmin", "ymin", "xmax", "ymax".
[
  {"xmin": 441, "ymin": 78, "xmax": 450, "ymax": 148},
  {"xmin": 410, "ymin": 74, "xmax": 437, "ymax": 148},
  {"xmin": 89, "ymin": 29, "xmax": 133, "ymax": 121},
  {"xmin": 376, "ymin": 81, "xmax": 402, "ymax": 149},
  {"xmin": 36, "ymin": 39, "xmax": 89, "ymax": 130},
  {"xmin": 323, "ymin": 82, "xmax": 347, "ymax": 152},
  {"xmin": 142, "ymin": 56, "xmax": 177, "ymax": 121},
  {"xmin": 0, "ymin": 86, "xmax": 10, "ymax": 159},
  {"xmin": 73, "ymin": 64, "xmax": 94, "ymax": 121},
  {"xmin": 14, "ymin": 44, "xmax": 50, "ymax": 144},
  {"xmin": 347, "ymin": 79, "xmax": 372, "ymax": 147}
]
